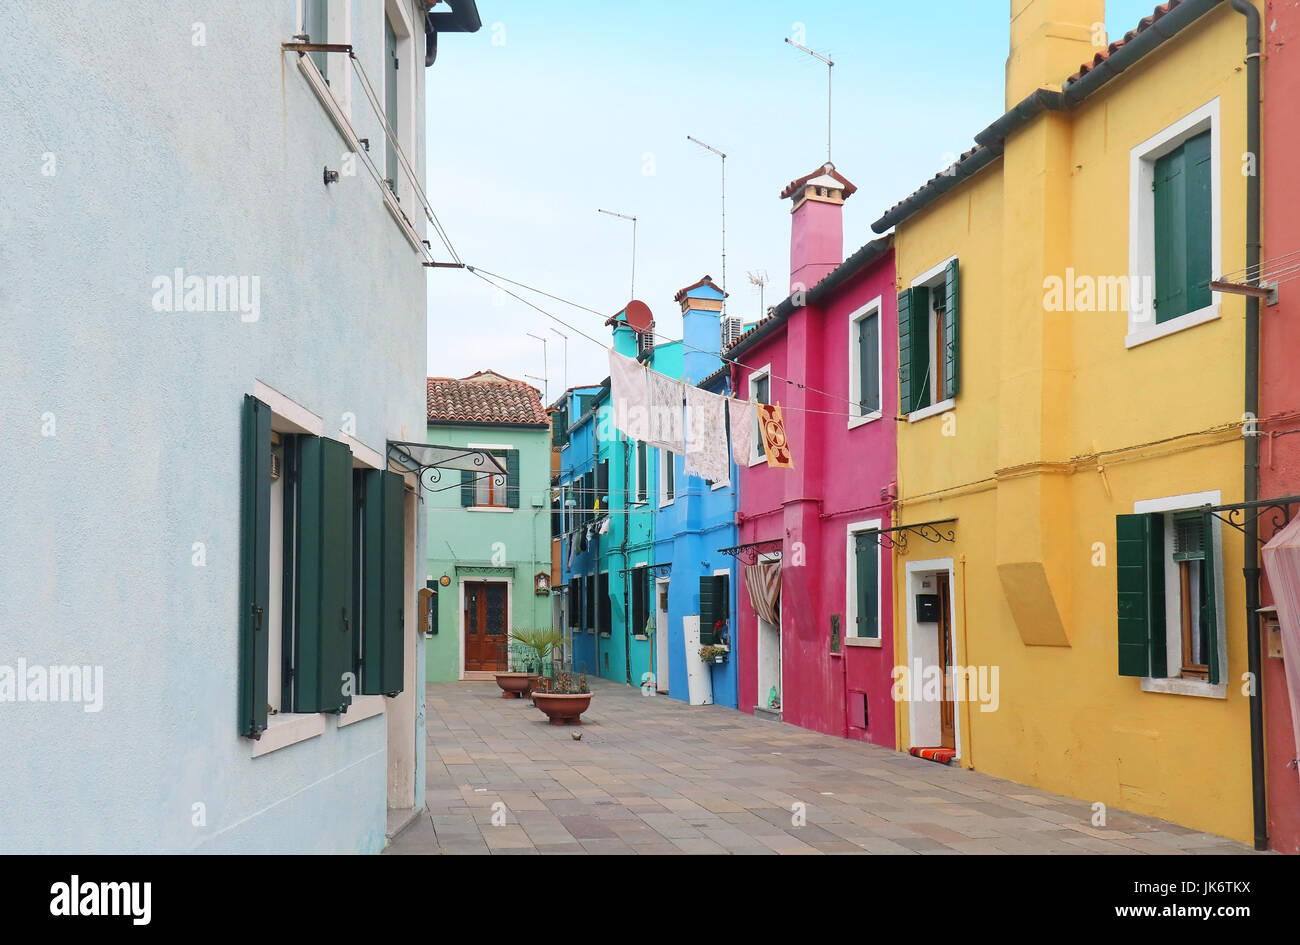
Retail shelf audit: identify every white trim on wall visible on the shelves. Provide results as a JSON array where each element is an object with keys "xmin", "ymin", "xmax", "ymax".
[
  {"xmin": 1126, "ymin": 97, "xmax": 1222, "ymax": 349},
  {"xmin": 746, "ymin": 364, "xmax": 771, "ymax": 466},
  {"xmin": 253, "ymin": 380, "xmax": 323, "ymax": 435},
  {"xmin": 845, "ymin": 518, "xmax": 883, "ymax": 647},
  {"xmin": 847, "ymin": 296, "xmax": 884, "ymax": 429},
  {"xmin": 902, "ymin": 558, "xmax": 960, "ymax": 757}
]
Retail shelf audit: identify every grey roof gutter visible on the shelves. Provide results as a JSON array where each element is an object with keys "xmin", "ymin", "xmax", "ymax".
[
  {"xmin": 871, "ymin": 0, "xmax": 1224, "ymax": 233},
  {"xmin": 728, "ymin": 235, "xmax": 893, "ymax": 360}
]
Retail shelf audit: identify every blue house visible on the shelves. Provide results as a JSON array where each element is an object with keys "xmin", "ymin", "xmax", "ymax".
[{"xmin": 651, "ymin": 277, "xmax": 740, "ymax": 708}]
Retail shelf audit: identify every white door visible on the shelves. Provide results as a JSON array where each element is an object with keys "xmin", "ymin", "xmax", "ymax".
[{"xmin": 655, "ymin": 578, "xmax": 670, "ymax": 693}]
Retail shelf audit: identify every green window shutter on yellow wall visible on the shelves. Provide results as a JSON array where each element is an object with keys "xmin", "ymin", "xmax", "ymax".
[
  {"xmin": 359, "ymin": 469, "xmax": 406, "ymax": 697},
  {"xmin": 1115, "ymin": 513, "xmax": 1167, "ymax": 678},
  {"xmin": 238, "ymin": 395, "xmax": 272, "ymax": 738},
  {"xmin": 292, "ymin": 435, "xmax": 355, "ymax": 713},
  {"xmin": 896, "ymin": 289, "xmax": 913, "ymax": 415},
  {"xmin": 1154, "ymin": 129, "xmax": 1212, "ymax": 323},
  {"xmin": 943, "ymin": 258, "xmax": 961, "ymax": 401}
]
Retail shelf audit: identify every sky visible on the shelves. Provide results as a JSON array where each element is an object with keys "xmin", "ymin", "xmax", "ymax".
[{"xmin": 422, "ymin": 0, "xmax": 1161, "ymax": 404}]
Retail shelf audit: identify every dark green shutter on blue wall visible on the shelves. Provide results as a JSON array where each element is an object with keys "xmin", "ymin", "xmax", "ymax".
[
  {"xmin": 293, "ymin": 436, "xmax": 354, "ymax": 713},
  {"xmin": 1154, "ymin": 129, "xmax": 1212, "ymax": 323},
  {"xmin": 698, "ymin": 576, "xmax": 716, "ymax": 646},
  {"xmin": 943, "ymin": 258, "xmax": 961, "ymax": 400},
  {"xmin": 460, "ymin": 470, "xmax": 474, "ymax": 506},
  {"xmin": 239, "ymin": 396, "xmax": 272, "ymax": 738},
  {"xmin": 360, "ymin": 469, "xmax": 406, "ymax": 697},
  {"xmin": 1116, "ymin": 513, "xmax": 1168, "ymax": 678}
]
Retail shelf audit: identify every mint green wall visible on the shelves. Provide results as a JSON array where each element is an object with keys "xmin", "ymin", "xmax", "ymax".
[{"xmin": 424, "ymin": 423, "xmax": 552, "ymax": 681}]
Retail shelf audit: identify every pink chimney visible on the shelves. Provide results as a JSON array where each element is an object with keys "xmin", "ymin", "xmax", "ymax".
[{"xmin": 781, "ymin": 162, "xmax": 856, "ymax": 294}]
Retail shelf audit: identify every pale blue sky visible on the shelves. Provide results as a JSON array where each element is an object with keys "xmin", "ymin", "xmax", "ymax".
[{"xmin": 423, "ymin": 0, "xmax": 1160, "ymax": 400}]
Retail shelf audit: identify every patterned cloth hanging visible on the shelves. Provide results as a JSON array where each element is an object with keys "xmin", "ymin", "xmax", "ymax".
[
  {"xmin": 609, "ymin": 349, "xmax": 649, "ymax": 441},
  {"xmin": 744, "ymin": 562, "xmax": 782, "ymax": 625},
  {"xmin": 683, "ymin": 386, "xmax": 730, "ymax": 485},
  {"xmin": 645, "ymin": 370, "xmax": 686, "ymax": 454},
  {"xmin": 728, "ymin": 398, "xmax": 756, "ymax": 467},
  {"xmin": 757, "ymin": 403, "xmax": 794, "ymax": 468}
]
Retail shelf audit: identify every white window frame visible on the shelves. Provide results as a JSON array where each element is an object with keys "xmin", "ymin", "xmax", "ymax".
[
  {"xmin": 906, "ymin": 256, "xmax": 957, "ymax": 422},
  {"xmin": 847, "ymin": 296, "xmax": 884, "ymax": 428},
  {"xmin": 746, "ymin": 365, "xmax": 772, "ymax": 466},
  {"xmin": 1133, "ymin": 490, "xmax": 1228, "ymax": 699},
  {"xmin": 466, "ymin": 442, "xmax": 513, "ymax": 512},
  {"xmin": 658, "ymin": 448, "xmax": 675, "ymax": 507},
  {"xmin": 1125, "ymin": 97, "xmax": 1222, "ymax": 349},
  {"xmin": 633, "ymin": 441, "xmax": 648, "ymax": 505},
  {"xmin": 845, "ymin": 519, "xmax": 884, "ymax": 647},
  {"xmin": 296, "ymin": 0, "xmax": 354, "ymax": 119},
  {"xmin": 382, "ymin": 0, "xmax": 416, "ymax": 210}
]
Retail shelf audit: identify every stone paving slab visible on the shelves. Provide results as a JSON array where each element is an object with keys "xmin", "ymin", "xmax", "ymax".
[{"xmin": 382, "ymin": 679, "xmax": 1260, "ymax": 856}]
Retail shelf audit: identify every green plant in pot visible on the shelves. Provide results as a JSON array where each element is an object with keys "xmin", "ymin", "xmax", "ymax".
[
  {"xmin": 509, "ymin": 627, "xmax": 563, "ymax": 690},
  {"xmin": 699, "ymin": 645, "xmax": 729, "ymax": 664}
]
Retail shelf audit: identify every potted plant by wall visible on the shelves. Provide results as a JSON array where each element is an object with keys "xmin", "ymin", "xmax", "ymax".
[
  {"xmin": 493, "ymin": 634, "xmax": 540, "ymax": 699},
  {"xmin": 532, "ymin": 667, "xmax": 593, "ymax": 725},
  {"xmin": 700, "ymin": 645, "xmax": 729, "ymax": 665},
  {"xmin": 508, "ymin": 626, "xmax": 564, "ymax": 700}
]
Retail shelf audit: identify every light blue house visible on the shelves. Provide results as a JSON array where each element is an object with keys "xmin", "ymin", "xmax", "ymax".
[
  {"xmin": 1, "ymin": 0, "xmax": 480, "ymax": 853},
  {"xmin": 650, "ymin": 278, "xmax": 739, "ymax": 707},
  {"xmin": 554, "ymin": 384, "xmax": 606, "ymax": 675}
]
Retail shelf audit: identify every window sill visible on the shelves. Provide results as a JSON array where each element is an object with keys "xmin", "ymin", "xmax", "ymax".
[
  {"xmin": 467, "ymin": 506, "xmax": 513, "ymax": 513},
  {"xmin": 659, "ymin": 499, "xmax": 675, "ymax": 509},
  {"xmin": 844, "ymin": 636, "xmax": 883, "ymax": 648},
  {"xmin": 1125, "ymin": 303, "xmax": 1220, "ymax": 349},
  {"xmin": 848, "ymin": 410, "xmax": 883, "ymax": 430},
  {"xmin": 906, "ymin": 399, "xmax": 955, "ymax": 424},
  {"xmin": 251, "ymin": 712, "xmax": 327, "ymax": 757},
  {"xmin": 337, "ymin": 694, "xmax": 386, "ymax": 728},
  {"xmin": 711, "ymin": 481, "xmax": 729, "ymax": 491},
  {"xmin": 1139, "ymin": 676, "xmax": 1227, "ymax": 699}
]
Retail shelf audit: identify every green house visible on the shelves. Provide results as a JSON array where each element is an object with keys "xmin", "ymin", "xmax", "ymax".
[{"xmin": 424, "ymin": 372, "xmax": 553, "ymax": 681}]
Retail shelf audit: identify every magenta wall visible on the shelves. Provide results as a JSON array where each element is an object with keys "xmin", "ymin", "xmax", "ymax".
[
  {"xmin": 1260, "ymin": 0, "xmax": 1300, "ymax": 855},
  {"xmin": 735, "ymin": 247, "xmax": 898, "ymax": 747}
]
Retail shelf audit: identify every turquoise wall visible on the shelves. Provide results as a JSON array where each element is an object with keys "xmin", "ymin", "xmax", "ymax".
[{"xmin": 425, "ymin": 423, "xmax": 552, "ymax": 681}]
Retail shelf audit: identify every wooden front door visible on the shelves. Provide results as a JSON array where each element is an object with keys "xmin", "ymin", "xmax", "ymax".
[
  {"xmin": 464, "ymin": 580, "xmax": 508, "ymax": 672},
  {"xmin": 936, "ymin": 573, "xmax": 956, "ymax": 749}
]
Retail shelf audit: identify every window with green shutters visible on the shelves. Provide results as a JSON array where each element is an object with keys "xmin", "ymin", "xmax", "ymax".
[
  {"xmin": 598, "ymin": 571, "xmax": 611, "ymax": 636},
  {"xmin": 851, "ymin": 305, "xmax": 881, "ymax": 420},
  {"xmin": 635, "ymin": 442, "xmax": 648, "ymax": 503},
  {"xmin": 698, "ymin": 574, "xmax": 730, "ymax": 647},
  {"xmin": 238, "ymin": 395, "xmax": 272, "ymax": 738},
  {"xmin": 1115, "ymin": 509, "xmax": 1220, "ymax": 684},
  {"xmin": 632, "ymin": 566, "xmax": 650, "ymax": 637},
  {"xmin": 1153, "ymin": 129, "xmax": 1212, "ymax": 324},
  {"xmin": 460, "ymin": 449, "xmax": 518, "ymax": 509},
  {"xmin": 567, "ymin": 578, "xmax": 580, "ymax": 629},
  {"xmin": 852, "ymin": 533, "xmax": 880, "ymax": 640},
  {"xmin": 585, "ymin": 574, "xmax": 596, "ymax": 633},
  {"xmin": 355, "ymin": 469, "xmax": 406, "ymax": 698},
  {"xmin": 898, "ymin": 259, "xmax": 960, "ymax": 414}
]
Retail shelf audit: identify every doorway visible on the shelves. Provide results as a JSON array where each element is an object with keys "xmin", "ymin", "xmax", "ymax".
[
  {"xmin": 903, "ymin": 559, "xmax": 959, "ymax": 756},
  {"xmin": 655, "ymin": 577, "xmax": 670, "ymax": 693},
  {"xmin": 463, "ymin": 580, "xmax": 508, "ymax": 672},
  {"xmin": 936, "ymin": 572, "xmax": 955, "ymax": 750}
]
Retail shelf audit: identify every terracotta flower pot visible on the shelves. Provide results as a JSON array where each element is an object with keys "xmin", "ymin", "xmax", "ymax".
[
  {"xmin": 532, "ymin": 691, "xmax": 593, "ymax": 725},
  {"xmin": 494, "ymin": 672, "xmax": 537, "ymax": 699}
]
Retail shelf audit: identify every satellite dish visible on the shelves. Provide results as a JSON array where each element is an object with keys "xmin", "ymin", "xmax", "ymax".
[{"xmin": 623, "ymin": 299, "xmax": 653, "ymax": 333}]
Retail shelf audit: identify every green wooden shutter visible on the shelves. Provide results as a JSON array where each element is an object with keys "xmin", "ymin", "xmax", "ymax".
[
  {"xmin": 698, "ymin": 576, "xmax": 716, "ymax": 645},
  {"xmin": 855, "ymin": 534, "xmax": 879, "ymax": 639},
  {"xmin": 897, "ymin": 289, "xmax": 912, "ymax": 414},
  {"xmin": 943, "ymin": 258, "xmax": 961, "ymax": 400},
  {"xmin": 859, "ymin": 313, "xmax": 880, "ymax": 413},
  {"xmin": 238, "ymin": 396, "xmax": 272, "ymax": 738},
  {"xmin": 360, "ymin": 470, "xmax": 405, "ymax": 696},
  {"xmin": 1116, "ymin": 513, "xmax": 1167, "ymax": 678},
  {"xmin": 1184, "ymin": 130, "xmax": 1213, "ymax": 314},
  {"xmin": 1154, "ymin": 144, "xmax": 1189, "ymax": 323},
  {"xmin": 506, "ymin": 449, "xmax": 521, "ymax": 509},
  {"xmin": 294, "ymin": 436, "xmax": 355, "ymax": 713},
  {"xmin": 460, "ymin": 470, "xmax": 474, "ymax": 506}
]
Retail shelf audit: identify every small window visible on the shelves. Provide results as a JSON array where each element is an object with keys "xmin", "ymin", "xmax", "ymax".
[
  {"xmin": 303, "ymin": 0, "xmax": 329, "ymax": 80},
  {"xmin": 598, "ymin": 572, "xmax": 611, "ymax": 636},
  {"xmin": 632, "ymin": 566, "xmax": 650, "ymax": 637},
  {"xmin": 748, "ymin": 369, "xmax": 771, "ymax": 464},
  {"xmin": 849, "ymin": 301, "xmax": 882, "ymax": 424},
  {"xmin": 1153, "ymin": 130, "xmax": 1212, "ymax": 324},
  {"xmin": 659, "ymin": 449, "xmax": 675, "ymax": 505},
  {"xmin": 900, "ymin": 259, "xmax": 959, "ymax": 415},
  {"xmin": 462, "ymin": 449, "xmax": 518, "ymax": 509},
  {"xmin": 850, "ymin": 531, "xmax": 881, "ymax": 640},
  {"xmin": 635, "ymin": 442, "xmax": 648, "ymax": 503}
]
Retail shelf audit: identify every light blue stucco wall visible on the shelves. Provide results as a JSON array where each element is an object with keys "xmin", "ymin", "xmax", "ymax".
[{"xmin": 0, "ymin": 1, "xmax": 430, "ymax": 853}]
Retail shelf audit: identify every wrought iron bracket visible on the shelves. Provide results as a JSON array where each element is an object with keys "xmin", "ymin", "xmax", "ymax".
[
  {"xmin": 855, "ymin": 519, "xmax": 957, "ymax": 554},
  {"xmin": 718, "ymin": 539, "xmax": 783, "ymax": 566},
  {"xmin": 1201, "ymin": 496, "xmax": 1300, "ymax": 545}
]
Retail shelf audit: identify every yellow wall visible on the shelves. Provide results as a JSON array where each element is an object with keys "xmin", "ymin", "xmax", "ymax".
[{"xmin": 891, "ymin": 2, "xmax": 1259, "ymax": 843}]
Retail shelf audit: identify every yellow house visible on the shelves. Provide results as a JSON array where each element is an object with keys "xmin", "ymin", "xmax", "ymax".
[{"xmin": 875, "ymin": 0, "xmax": 1263, "ymax": 844}]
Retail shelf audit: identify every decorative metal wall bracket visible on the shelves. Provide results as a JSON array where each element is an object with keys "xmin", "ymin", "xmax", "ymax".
[
  {"xmin": 855, "ymin": 519, "xmax": 957, "ymax": 554},
  {"xmin": 718, "ymin": 538, "xmax": 783, "ymax": 566},
  {"xmin": 1201, "ymin": 496, "xmax": 1300, "ymax": 545}
]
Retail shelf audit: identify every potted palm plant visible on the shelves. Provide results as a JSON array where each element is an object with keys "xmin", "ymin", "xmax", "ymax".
[{"xmin": 507, "ymin": 626, "xmax": 564, "ymax": 700}]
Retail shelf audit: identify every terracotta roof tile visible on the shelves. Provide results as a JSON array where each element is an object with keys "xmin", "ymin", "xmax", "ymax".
[
  {"xmin": 426, "ymin": 372, "xmax": 548, "ymax": 425},
  {"xmin": 1068, "ymin": 1, "xmax": 1184, "ymax": 84}
]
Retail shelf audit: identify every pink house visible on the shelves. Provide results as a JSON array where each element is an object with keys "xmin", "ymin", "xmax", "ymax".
[{"xmin": 728, "ymin": 163, "xmax": 897, "ymax": 746}]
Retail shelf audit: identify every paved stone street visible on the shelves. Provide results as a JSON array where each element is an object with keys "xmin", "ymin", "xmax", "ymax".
[{"xmin": 386, "ymin": 679, "xmax": 1258, "ymax": 855}]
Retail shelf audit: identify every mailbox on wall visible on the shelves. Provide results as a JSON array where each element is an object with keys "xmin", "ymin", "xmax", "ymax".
[
  {"xmin": 915, "ymin": 593, "xmax": 940, "ymax": 623},
  {"xmin": 419, "ymin": 586, "xmax": 437, "ymax": 636}
]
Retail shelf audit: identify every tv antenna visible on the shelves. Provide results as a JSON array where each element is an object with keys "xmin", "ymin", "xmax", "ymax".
[
  {"xmin": 785, "ymin": 38, "xmax": 834, "ymax": 162},
  {"xmin": 747, "ymin": 270, "xmax": 770, "ymax": 318},
  {"xmin": 687, "ymin": 135, "xmax": 727, "ymax": 314},
  {"xmin": 597, "ymin": 209, "xmax": 637, "ymax": 298}
]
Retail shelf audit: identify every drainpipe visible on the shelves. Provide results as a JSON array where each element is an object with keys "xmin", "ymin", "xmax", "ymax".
[
  {"xmin": 1229, "ymin": 0, "xmax": 1266, "ymax": 852},
  {"xmin": 623, "ymin": 439, "xmax": 633, "ymax": 685}
]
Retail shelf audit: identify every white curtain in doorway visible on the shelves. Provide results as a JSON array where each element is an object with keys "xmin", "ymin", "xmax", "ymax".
[{"xmin": 1262, "ymin": 515, "xmax": 1300, "ymax": 767}]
